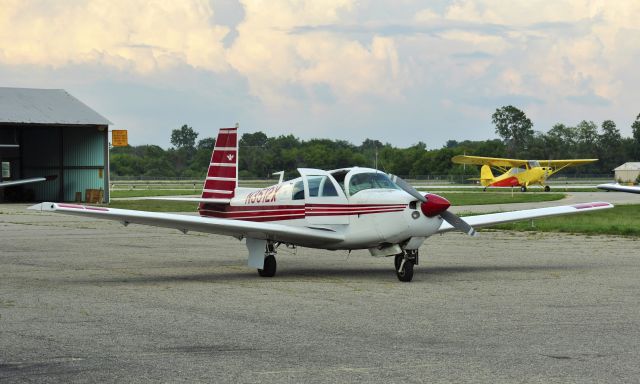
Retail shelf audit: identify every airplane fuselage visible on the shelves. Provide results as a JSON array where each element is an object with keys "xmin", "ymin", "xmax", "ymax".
[{"xmin": 198, "ymin": 167, "xmax": 444, "ymax": 251}]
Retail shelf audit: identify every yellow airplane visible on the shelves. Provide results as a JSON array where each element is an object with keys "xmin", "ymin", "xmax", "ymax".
[{"xmin": 451, "ymin": 155, "xmax": 598, "ymax": 192}]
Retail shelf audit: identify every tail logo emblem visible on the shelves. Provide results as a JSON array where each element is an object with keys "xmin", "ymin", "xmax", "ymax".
[{"xmin": 227, "ymin": 154, "xmax": 235, "ymax": 161}]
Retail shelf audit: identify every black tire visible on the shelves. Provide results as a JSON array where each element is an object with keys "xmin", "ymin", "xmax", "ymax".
[
  {"xmin": 258, "ymin": 255, "xmax": 277, "ymax": 277},
  {"xmin": 520, "ymin": 186, "xmax": 527, "ymax": 192},
  {"xmin": 544, "ymin": 185, "xmax": 551, "ymax": 192},
  {"xmin": 394, "ymin": 253, "xmax": 403, "ymax": 271},
  {"xmin": 396, "ymin": 259, "xmax": 414, "ymax": 282}
]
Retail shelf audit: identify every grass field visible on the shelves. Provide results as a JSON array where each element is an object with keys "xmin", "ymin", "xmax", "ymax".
[
  {"xmin": 108, "ymin": 200, "xmax": 198, "ymax": 212},
  {"xmin": 437, "ymin": 192, "xmax": 565, "ymax": 205},
  {"xmin": 111, "ymin": 190, "xmax": 199, "ymax": 198},
  {"xmin": 487, "ymin": 204, "xmax": 640, "ymax": 237}
]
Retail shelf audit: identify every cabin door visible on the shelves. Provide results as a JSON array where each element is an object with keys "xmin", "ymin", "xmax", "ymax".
[{"xmin": 299, "ymin": 168, "xmax": 349, "ymax": 225}]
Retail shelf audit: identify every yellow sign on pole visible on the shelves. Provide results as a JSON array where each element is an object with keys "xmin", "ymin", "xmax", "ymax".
[{"xmin": 111, "ymin": 130, "xmax": 128, "ymax": 147}]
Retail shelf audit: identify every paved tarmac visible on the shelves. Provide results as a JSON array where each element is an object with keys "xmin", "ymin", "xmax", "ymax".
[{"xmin": 1, "ymin": 197, "xmax": 639, "ymax": 383}]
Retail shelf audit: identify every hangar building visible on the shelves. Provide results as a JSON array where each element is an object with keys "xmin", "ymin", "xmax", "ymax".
[
  {"xmin": 0, "ymin": 87, "xmax": 111, "ymax": 203},
  {"xmin": 614, "ymin": 162, "xmax": 640, "ymax": 184}
]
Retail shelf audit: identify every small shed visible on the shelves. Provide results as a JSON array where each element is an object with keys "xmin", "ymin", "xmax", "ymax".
[
  {"xmin": 0, "ymin": 87, "xmax": 111, "ymax": 202},
  {"xmin": 614, "ymin": 162, "xmax": 640, "ymax": 184}
]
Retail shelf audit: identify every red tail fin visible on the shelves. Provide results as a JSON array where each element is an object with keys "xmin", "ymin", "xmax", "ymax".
[{"xmin": 202, "ymin": 126, "xmax": 238, "ymax": 199}]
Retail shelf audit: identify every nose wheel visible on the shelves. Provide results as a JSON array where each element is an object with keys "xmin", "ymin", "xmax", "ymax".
[{"xmin": 394, "ymin": 250, "xmax": 418, "ymax": 282}]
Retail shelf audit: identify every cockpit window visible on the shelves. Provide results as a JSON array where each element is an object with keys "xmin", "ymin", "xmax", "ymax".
[
  {"xmin": 348, "ymin": 172, "xmax": 399, "ymax": 196},
  {"xmin": 528, "ymin": 160, "xmax": 540, "ymax": 168}
]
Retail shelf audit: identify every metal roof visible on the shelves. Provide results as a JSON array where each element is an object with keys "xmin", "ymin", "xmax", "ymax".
[
  {"xmin": 0, "ymin": 87, "xmax": 111, "ymax": 126},
  {"xmin": 614, "ymin": 162, "xmax": 640, "ymax": 171}
]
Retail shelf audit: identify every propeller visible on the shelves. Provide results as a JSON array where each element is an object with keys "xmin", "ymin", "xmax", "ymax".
[{"xmin": 390, "ymin": 174, "xmax": 477, "ymax": 237}]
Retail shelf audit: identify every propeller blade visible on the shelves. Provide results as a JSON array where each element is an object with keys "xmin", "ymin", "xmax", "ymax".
[
  {"xmin": 441, "ymin": 210, "xmax": 478, "ymax": 237},
  {"xmin": 390, "ymin": 174, "xmax": 427, "ymax": 202},
  {"xmin": 390, "ymin": 174, "xmax": 478, "ymax": 237}
]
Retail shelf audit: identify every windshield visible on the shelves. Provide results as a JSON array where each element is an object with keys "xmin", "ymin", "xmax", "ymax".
[{"xmin": 348, "ymin": 172, "xmax": 399, "ymax": 196}]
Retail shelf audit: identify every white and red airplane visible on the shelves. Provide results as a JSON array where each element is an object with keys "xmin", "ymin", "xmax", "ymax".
[{"xmin": 30, "ymin": 127, "xmax": 614, "ymax": 282}]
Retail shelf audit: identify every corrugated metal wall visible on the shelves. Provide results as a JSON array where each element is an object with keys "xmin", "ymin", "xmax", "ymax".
[
  {"xmin": 21, "ymin": 125, "xmax": 107, "ymax": 202},
  {"xmin": 61, "ymin": 127, "xmax": 105, "ymax": 202}
]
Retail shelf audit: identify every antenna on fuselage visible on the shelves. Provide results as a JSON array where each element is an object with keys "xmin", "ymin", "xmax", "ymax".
[{"xmin": 272, "ymin": 171, "xmax": 284, "ymax": 184}]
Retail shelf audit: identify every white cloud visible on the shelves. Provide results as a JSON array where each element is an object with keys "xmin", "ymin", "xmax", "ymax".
[
  {"xmin": 1, "ymin": 0, "xmax": 640, "ymax": 145},
  {"xmin": 0, "ymin": 0, "xmax": 229, "ymax": 73}
]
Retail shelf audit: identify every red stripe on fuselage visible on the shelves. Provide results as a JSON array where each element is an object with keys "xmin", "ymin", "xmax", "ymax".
[{"xmin": 198, "ymin": 203, "xmax": 407, "ymax": 222}]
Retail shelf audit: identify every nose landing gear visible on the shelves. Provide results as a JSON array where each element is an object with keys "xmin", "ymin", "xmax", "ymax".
[{"xmin": 394, "ymin": 250, "xmax": 418, "ymax": 282}]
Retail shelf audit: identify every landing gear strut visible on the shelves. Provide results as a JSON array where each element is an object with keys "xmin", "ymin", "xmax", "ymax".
[
  {"xmin": 258, "ymin": 242, "xmax": 277, "ymax": 277},
  {"xmin": 394, "ymin": 250, "xmax": 418, "ymax": 282}
]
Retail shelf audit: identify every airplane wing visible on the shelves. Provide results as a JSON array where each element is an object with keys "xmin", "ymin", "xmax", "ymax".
[
  {"xmin": 28, "ymin": 202, "xmax": 344, "ymax": 246},
  {"xmin": 0, "ymin": 176, "xmax": 56, "ymax": 188},
  {"xmin": 437, "ymin": 202, "xmax": 613, "ymax": 233},
  {"xmin": 597, "ymin": 183, "xmax": 640, "ymax": 194},
  {"xmin": 451, "ymin": 155, "xmax": 528, "ymax": 168},
  {"xmin": 536, "ymin": 159, "xmax": 598, "ymax": 168}
]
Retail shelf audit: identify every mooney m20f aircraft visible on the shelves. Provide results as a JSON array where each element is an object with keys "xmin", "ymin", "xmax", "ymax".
[
  {"xmin": 452, "ymin": 155, "xmax": 597, "ymax": 192},
  {"xmin": 597, "ymin": 183, "xmax": 640, "ymax": 194},
  {"xmin": 30, "ymin": 127, "xmax": 613, "ymax": 282}
]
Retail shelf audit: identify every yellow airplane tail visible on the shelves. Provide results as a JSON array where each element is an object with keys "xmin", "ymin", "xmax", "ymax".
[{"xmin": 480, "ymin": 165, "xmax": 494, "ymax": 186}]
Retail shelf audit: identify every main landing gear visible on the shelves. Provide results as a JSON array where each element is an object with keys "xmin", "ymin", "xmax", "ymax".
[
  {"xmin": 394, "ymin": 250, "xmax": 418, "ymax": 282},
  {"xmin": 544, "ymin": 185, "xmax": 551, "ymax": 192},
  {"xmin": 520, "ymin": 185, "xmax": 527, "ymax": 192},
  {"xmin": 258, "ymin": 241, "xmax": 277, "ymax": 277}
]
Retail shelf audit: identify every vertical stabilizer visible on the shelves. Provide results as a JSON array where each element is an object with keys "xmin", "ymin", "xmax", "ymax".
[
  {"xmin": 480, "ymin": 164, "xmax": 494, "ymax": 186},
  {"xmin": 202, "ymin": 126, "xmax": 238, "ymax": 199}
]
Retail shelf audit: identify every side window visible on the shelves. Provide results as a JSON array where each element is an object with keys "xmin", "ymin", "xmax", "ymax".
[
  {"xmin": 321, "ymin": 178, "xmax": 338, "ymax": 196},
  {"xmin": 307, "ymin": 176, "xmax": 322, "ymax": 197},
  {"xmin": 292, "ymin": 180, "xmax": 305, "ymax": 200},
  {"xmin": 307, "ymin": 175, "xmax": 339, "ymax": 197}
]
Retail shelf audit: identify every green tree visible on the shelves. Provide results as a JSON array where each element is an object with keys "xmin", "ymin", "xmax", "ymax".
[
  {"xmin": 492, "ymin": 105, "xmax": 534, "ymax": 156},
  {"xmin": 171, "ymin": 124, "xmax": 198, "ymax": 149},
  {"xmin": 197, "ymin": 137, "xmax": 215, "ymax": 151},
  {"xmin": 632, "ymin": 113, "xmax": 640, "ymax": 159},
  {"xmin": 598, "ymin": 120, "xmax": 622, "ymax": 173}
]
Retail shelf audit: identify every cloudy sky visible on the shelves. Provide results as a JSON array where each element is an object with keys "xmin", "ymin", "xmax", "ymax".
[{"xmin": 1, "ymin": 0, "xmax": 638, "ymax": 148}]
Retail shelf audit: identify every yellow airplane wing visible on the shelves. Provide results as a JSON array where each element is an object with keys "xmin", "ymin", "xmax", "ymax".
[
  {"xmin": 535, "ymin": 159, "xmax": 598, "ymax": 168},
  {"xmin": 451, "ymin": 155, "xmax": 528, "ymax": 168}
]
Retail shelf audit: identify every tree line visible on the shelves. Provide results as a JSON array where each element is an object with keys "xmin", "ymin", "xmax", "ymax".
[{"xmin": 110, "ymin": 106, "xmax": 640, "ymax": 179}]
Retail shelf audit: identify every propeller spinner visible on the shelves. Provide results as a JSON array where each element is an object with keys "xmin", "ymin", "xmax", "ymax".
[{"xmin": 390, "ymin": 175, "xmax": 477, "ymax": 237}]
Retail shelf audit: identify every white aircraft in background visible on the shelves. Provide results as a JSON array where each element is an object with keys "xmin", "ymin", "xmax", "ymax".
[
  {"xmin": 0, "ymin": 175, "xmax": 56, "ymax": 189},
  {"xmin": 30, "ymin": 127, "xmax": 613, "ymax": 282},
  {"xmin": 597, "ymin": 183, "xmax": 640, "ymax": 194}
]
